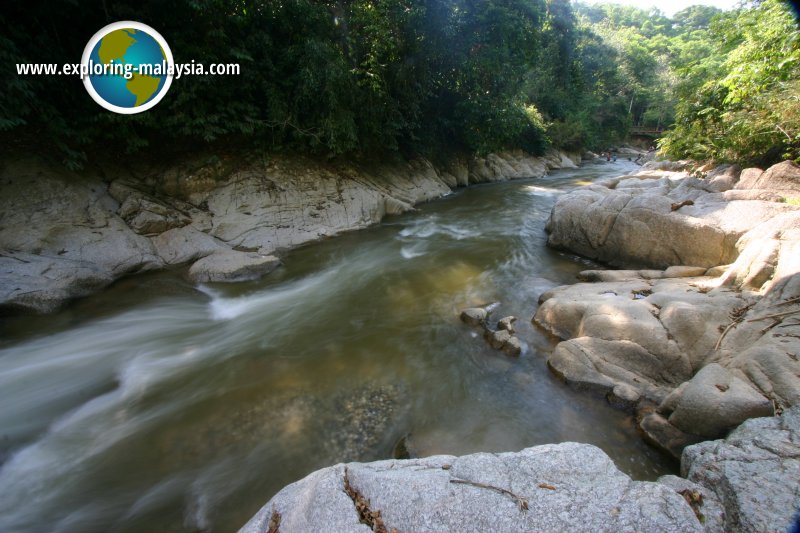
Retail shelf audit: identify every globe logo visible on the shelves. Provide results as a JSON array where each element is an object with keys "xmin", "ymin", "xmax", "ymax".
[{"xmin": 82, "ymin": 21, "xmax": 174, "ymax": 114}]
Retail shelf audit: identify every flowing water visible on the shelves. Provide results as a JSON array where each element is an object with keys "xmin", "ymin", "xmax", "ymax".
[{"xmin": 0, "ymin": 160, "xmax": 675, "ymax": 533}]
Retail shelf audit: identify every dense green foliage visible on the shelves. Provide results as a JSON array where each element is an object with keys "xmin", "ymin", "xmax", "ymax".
[
  {"xmin": 2, "ymin": 0, "xmax": 549, "ymax": 165},
  {"xmin": 660, "ymin": 0, "xmax": 800, "ymax": 165},
  {"xmin": 2, "ymin": 0, "xmax": 799, "ymax": 167},
  {"xmin": 570, "ymin": 0, "xmax": 800, "ymax": 166}
]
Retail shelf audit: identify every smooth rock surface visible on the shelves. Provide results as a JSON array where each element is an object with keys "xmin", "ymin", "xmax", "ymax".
[
  {"xmin": 534, "ymin": 276, "xmax": 745, "ymax": 401},
  {"xmin": 545, "ymin": 162, "xmax": 798, "ymax": 269},
  {"xmin": 0, "ymin": 252, "xmax": 114, "ymax": 313},
  {"xmin": 188, "ymin": 250, "xmax": 281, "ymax": 283},
  {"xmin": 241, "ymin": 443, "xmax": 703, "ymax": 533},
  {"xmin": 661, "ymin": 364, "xmax": 773, "ymax": 438},
  {"xmin": 735, "ymin": 160, "xmax": 800, "ymax": 195},
  {"xmin": 151, "ymin": 225, "xmax": 227, "ymax": 265},
  {"xmin": 535, "ymin": 269, "xmax": 800, "ymax": 454}
]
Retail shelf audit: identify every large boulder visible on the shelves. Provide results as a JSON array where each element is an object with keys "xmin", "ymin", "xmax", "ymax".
[
  {"xmin": 682, "ymin": 407, "xmax": 800, "ymax": 533},
  {"xmin": 188, "ymin": 249, "xmax": 281, "ymax": 283},
  {"xmin": 534, "ymin": 274, "xmax": 748, "ymax": 403},
  {"xmin": 735, "ymin": 160, "xmax": 800, "ymax": 196},
  {"xmin": 202, "ymin": 158, "xmax": 453, "ymax": 252},
  {"xmin": 659, "ymin": 364, "xmax": 773, "ymax": 438},
  {"xmin": 240, "ymin": 442, "xmax": 703, "ymax": 533},
  {"xmin": 151, "ymin": 226, "xmax": 227, "ymax": 265},
  {"xmin": 117, "ymin": 194, "xmax": 192, "ymax": 235},
  {"xmin": 721, "ymin": 211, "xmax": 800, "ymax": 291},
  {"xmin": 534, "ymin": 267, "xmax": 800, "ymax": 458},
  {"xmin": 545, "ymin": 163, "xmax": 798, "ymax": 269}
]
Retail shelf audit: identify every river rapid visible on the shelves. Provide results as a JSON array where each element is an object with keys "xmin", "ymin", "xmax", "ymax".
[{"xmin": 0, "ymin": 160, "xmax": 675, "ymax": 532}]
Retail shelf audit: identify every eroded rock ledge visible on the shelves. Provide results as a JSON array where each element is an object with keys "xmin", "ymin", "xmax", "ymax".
[
  {"xmin": 535, "ymin": 160, "xmax": 800, "ymax": 458},
  {"xmin": 240, "ymin": 407, "xmax": 800, "ymax": 532},
  {"xmin": 240, "ymin": 442, "xmax": 702, "ymax": 533},
  {"xmin": 0, "ymin": 149, "xmax": 580, "ymax": 313}
]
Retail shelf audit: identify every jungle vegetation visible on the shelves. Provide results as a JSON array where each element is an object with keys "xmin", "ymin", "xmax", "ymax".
[{"xmin": 1, "ymin": 0, "xmax": 798, "ymax": 167}]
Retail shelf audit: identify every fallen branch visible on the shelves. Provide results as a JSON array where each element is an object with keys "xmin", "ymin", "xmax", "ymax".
[
  {"xmin": 450, "ymin": 478, "xmax": 530, "ymax": 511},
  {"xmin": 715, "ymin": 320, "xmax": 741, "ymax": 351},
  {"xmin": 715, "ymin": 303, "xmax": 756, "ymax": 351},
  {"xmin": 746, "ymin": 309, "xmax": 799, "ymax": 322},
  {"xmin": 776, "ymin": 296, "xmax": 800, "ymax": 307},
  {"xmin": 776, "ymin": 124, "xmax": 793, "ymax": 141},
  {"xmin": 671, "ymin": 200, "xmax": 694, "ymax": 211}
]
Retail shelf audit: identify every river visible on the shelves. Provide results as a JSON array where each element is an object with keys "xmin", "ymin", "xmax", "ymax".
[{"xmin": 0, "ymin": 160, "xmax": 675, "ymax": 532}]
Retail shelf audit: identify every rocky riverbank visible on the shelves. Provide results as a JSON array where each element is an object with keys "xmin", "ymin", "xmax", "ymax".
[
  {"xmin": 0, "ymin": 149, "xmax": 581, "ymax": 313},
  {"xmin": 535, "ymin": 160, "xmax": 800, "ymax": 457},
  {"xmin": 241, "ymin": 407, "xmax": 799, "ymax": 532},
  {"xmin": 238, "ymin": 161, "xmax": 800, "ymax": 533}
]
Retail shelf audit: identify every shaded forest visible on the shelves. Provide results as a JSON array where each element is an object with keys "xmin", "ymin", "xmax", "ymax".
[{"xmin": 1, "ymin": 0, "xmax": 799, "ymax": 167}]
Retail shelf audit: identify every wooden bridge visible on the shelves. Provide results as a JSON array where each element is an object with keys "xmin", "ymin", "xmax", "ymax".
[{"xmin": 630, "ymin": 125, "xmax": 665, "ymax": 137}]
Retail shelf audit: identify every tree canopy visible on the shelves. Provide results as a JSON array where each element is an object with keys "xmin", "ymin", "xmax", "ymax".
[
  {"xmin": 660, "ymin": 0, "xmax": 800, "ymax": 166},
  {"xmin": 2, "ymin": 0, "xmax": 798, "ymax": 167}
]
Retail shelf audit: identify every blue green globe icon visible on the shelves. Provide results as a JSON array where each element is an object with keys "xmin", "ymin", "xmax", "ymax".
[{"xmin": 82, "ymin": 22, "xmax": 173, "ymax": 114}]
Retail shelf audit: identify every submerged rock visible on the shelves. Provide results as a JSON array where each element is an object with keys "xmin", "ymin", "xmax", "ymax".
[
  {"xmin": 460, "ymin": 307, "xmax": 488, "ymax": 327},
  {"xmin": 324, "ymin": 384, "xmax": 403, "ymax": 462},
  {"xmin": 240, "ymin": 442, "xmax": 702, "ymax": 533},
  {"xmin": 157, "ymin": 384, "xmax": 404, "ymax": 472},
  {"xmin": 461, "ymin": 307, "xmax": 523, "ymax": 357},
  {"xmin": 497, "ymin": 316, "xmax": 517, "ymax": 334}
]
